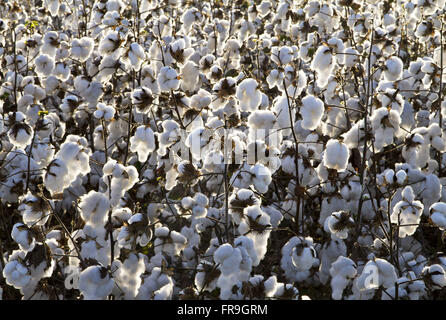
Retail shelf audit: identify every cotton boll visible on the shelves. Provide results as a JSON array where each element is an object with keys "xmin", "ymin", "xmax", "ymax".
[
  {"xmin": 18, "ymin": 192, "xmax": 51, "ymax": 227},
  {"xmin": 11, "ymin": 223, "xmax": 35, "ymax": 252},
  {"xmin": 71, "ymin": 37, "xmax": 94, "ymax": 62},
  {"xmin": 35, "ymin": 54, "xmax": 55, "ymax": 77},
  {"xmin": 300, "ymin": 95, "xmax": 324, "ymax": 130},
  {"xmin": 53, "ymin": 62, "xmax": 71, "ymax": 81},
  {"xmin": 157, "ymin": 66, "xmax": 180, "ymax": 92},
  {"xmin": 391, "ymin": 186, "xmax": 423, "ymax": 237},
  {"xmin": 310, "ymin": 45, "xmax": 335, "ymax": 87},
  {"xmin": 94, "ymin": 103, "xmax": 115, "ymax": 121},
  {"xmin": 78, "ymin": 191, "xmax": 110, "ymax": 227},
  {"xmin": 79, "ymin": 265, "xmax": 115, "ymax": 300},
  {"xmin": 2, "ymin": 251, "xmax": 32, "ymax": 289},
  {"xmin": 181, "ymin": 8, "xmax": 201, "ymax": 33},
  {"xmin": 123, "ymin": 42, "xmax": 145, "ymax": 70},
  {"xmin": 281, "ymin": 236, "xmax": 318, "ymax": 282},
  {"xmin": 98, "ymin": 31, "xmax": 122, "ymax": 58},
  {"xmin": 430, "ymin": 202, "xmax": 446, "ymax": 230},
  {"xmin": 132, "ymin": 86, "xmax": 157, "ymax": 113},
  {"xmin": 237, "ymin": 205, "xmax": 271, "ymax": 265},
  {"xmin": 8, "ymin": 121, "xmax": 33, "ymax": 149},
  {"xmin": 247, "ymin": 110, "xmax": 276, "ymax": 130},
  {"xmin": 249, "ymin": 164, "xmax": 272, "ymax": 194},
  {"xmin": 44, "ymin": 159, "xmax": 70, "ymax": 194},
  {"xmin": 356, "ymin": 258, "xmax": 398, "ymax": 291},
  {"xmin": 344, "ymin": 47, "xmax": 359, "ymax": 68},
  {"xmin": 111, "ymin": 253, "xmax": 146, "ymax": 299},
  {"xmin": 422, "ymin": 264, "xmax": 446, "ymax": 289},
  {"xmin": 266, "ymin": 69, "xmax": 284, "ymax": 89},
  {"xmin": 130, "ymin": 126, "xmax": 156, "ymax": 163},
  {"xmin": 322, "ymin": 139, "xmax": 349, "ymax": 171},
  {"xmin": 325, "ymin": 211, "xmax": 355, "ymax": 240},
  {"xmin": 180, "ymin": 61, "xmax": 199, "ymax": 92},
  {"xmin": 371, "ymin": 107, "xmax": 401, "ymax": 151},
  {"xmin": 271, "ymin": 46, "xmax": 294, "ymax": 65},
  {"xmin": 329, "ymin": 256, "xmax": 357, "ymax": 300},
  {"xmin": 383, "ymin": 56, "xmax": 403, "ymax": 81},
  {"xmin": 236, "ymin": 78, "xmax": 262, "ymax": 111},
  {"xmin": 273, "ymin": 95, "xmax": 295, "ymax": 136}
]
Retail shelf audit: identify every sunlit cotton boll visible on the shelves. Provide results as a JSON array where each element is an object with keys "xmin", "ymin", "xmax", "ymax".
[
  {"xmin": 79, "ymin": 266, "xmax": 115, "ymax": 300},
  {"xmin": 78, "ymin": 190, "xmax": 110, "ymax": 227},
  {"xmin": 236, "ymin": 78, "xmax": 262, "ymax": 111},
  {"xmin": 35, "ymin": 54, "xmax": 55, "ymax": 77},
  {"xmin": 157, "ymin": 66, "xmax": 180, "ymax": 91},
  {"xmin": 322, "ymin": 139, "xmax": 349, "ymax": 171},
  {"xmin": 71, "ymin": 37, "xmax": 94, "ymax": 62},
  {"xmin": 383, "ymin": 56, "xmax": 403, "ymax": 81},
  {"xmin": 329, "ymin": 256, "xmax": 357, "ymax": 300},
  {"xmin": 390, "ymin": 186, "xmax": 423, "ymax": 238},
  {"xmin": 8, "ymin": 122, "xmax": 33, "ymax": 149},
  {"xmin": 130, "ymin": 126, "xmax": 156, "ymax": 163},
  {"xmin": 300, "ymin": 95, "xmax": 324, "ymax": 130},
  {"xmin": 44, "ymin": 158, "xmax": 70, "ymax": 194},
  {"xmin": 94, "ymin": 103, "xmax": 115, "ymax": 121},
  {"xmin": 430, "ymin": 202, "xmax": 446, "ymax": 230}
]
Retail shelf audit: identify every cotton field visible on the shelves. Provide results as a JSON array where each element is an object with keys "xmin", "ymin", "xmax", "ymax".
[{"xmin": 0, "ymin": 0, "xmax": 446, "ymax": 301}]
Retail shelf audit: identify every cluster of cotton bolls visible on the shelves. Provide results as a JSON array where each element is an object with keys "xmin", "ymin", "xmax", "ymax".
[{"xmin": 3, "ymin": 0, "xmax": 446, "ymax": 301}]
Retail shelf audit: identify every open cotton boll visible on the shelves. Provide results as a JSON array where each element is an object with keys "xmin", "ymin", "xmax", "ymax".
[
  {"xmin": 273, "ymin": 95, "xmax": 295, "ymax": 136},
  {"xmin": 44, "ymin": 158, "xmax": 70, "ymax": 194},
  {"xmin": 236, "ymin": 78, "xmax": 262, "ymax": 111},
  {"xmin": 266, "ymin": 69, "xmax": 284, "ymax": 89},
  {"xmin": 98, "ymin": 31, "xmax": 122, "ymax": 58},
  {"xmin": 78, "ymin": 190, "xmax": 110, "ymax": 227},
  {"xmin": 430, "ymin": 202, "xmax": 446, "ymax": 230},
  {"xmin": 344, "ymin": 47, "xmax": 359, "ymax": 68},
  {"xmin": 249, "ymin": 164, "xmax": 272, "ymax": 194},
  {"xmin": 11, "ymin": 223, "xmax": 35, "ymax": 251},
  {"xmin": 300, "ymin": 95, "xmax": 324, "ymax": 130},
  {"xmin": 238, "ymin": 206, "xmax": 271, "ymax": 266},
  {"xmin": 310, "ymin": 45, "xmax": 334, "ymax": 87},
  {"xmin": 325, "ymin": 211, "xmax": 355, "ymax": 240},
  {"xmin": 371, "ymin": 107, "xmax": 401, "ymax": 151},
  {"xmin": 18, "ymin": 192, "xmax": 51, "ymax": 227},
  {"xmin": 322, "ymin": 139, "xmax": 349, "ymax": 171},
  {"xmin": 35, "ymin": 54, "xmax": 55, "ymax": 77},
  {"xmin": 71, "ymin": 37, "xmax": 94, "ymax": 62},
  {"xmin": 157, "ymin": 66, "xmax": 180, "ymax": 92},
  {"xmin": 181, "ymin": 8, "xmax": 201, "ymax": 33},
  {"xmin": 391, "ymin": 186, "xmax": 423, "ymax": 237},
  {"xmin": 329, "ymin": 256, "xmax": 357, "ymax": 300},
  {"xmin": 44, "ymin": 0, "xmax": 59, "ymax": 16},
  {"xmin": 180, "ymin": 61, "xmax": 199, "ymax": 92},
  {"xmin": 271, "ymin": 46, "xmax": 294, "ymax": 65},
  {"xmin": 2, "ymin": 251, "xmax": 32, "ymax": 289},
  {"xmin": 112, "ymin": 253, "xmax": 146, "ymax": 299},
  {"xmin": 422, "ymin": 264, "xmax": 446, "ymax": 289},
  {"xmin": 8, "ymin": 122, "xmax": 33, "ymax": 149},
  {"xmin": 383, "ymin": 56, "xmax": 403, "ymax": 81},
  {"xmin": 280, "ymin": 236, "xmax": 318, "ymax": 283},
  {"xmin": 130, "ymin": 126, "xmax": 156, "ymax": 163},
  {"xmin": 126, "ymin": 42, "xmax": 145, "ymax": 70},
  {"xmin": 53, "ymin": 62, "xmax": 71, "ymax": 81},
  {"xmin": 79, "ymin": 265, "xmax": 115, "ymax": 300},
  {"xmin": 247, "ymin": 110, "xmax": 276, "ymax": 129},
  {"xmin": 356, "ymin": 258, "xmax": 398, "ymax": 291},
  {"xmin": 94, "ymin": 103, "xmax": 115, "ymax": 121}
]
